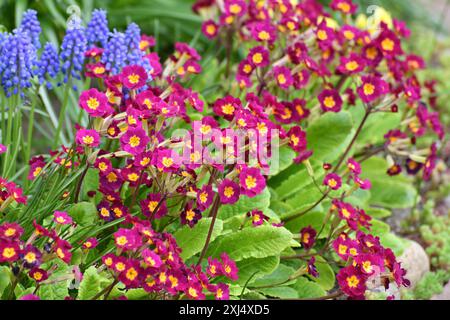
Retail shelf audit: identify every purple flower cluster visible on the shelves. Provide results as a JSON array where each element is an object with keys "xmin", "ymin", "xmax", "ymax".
[
  {"xmin": 20, "ymin": 9, "xmax": 42, "ymax": 48},
  {"xmin": 36, "ymin": 43, "xmax": 60, "ymax": 89},
  {"xmin": 60, "ymin": 26, "xmax": 87, "ymax": 84},
  {"xmin": 86, "ymin": 9, "xmax": 109, "ymax": 48},
  {"xmin": 0, "ymin": 29, "xmax": 36, "ymax": 97},
  {"xmin": 101, "ymin": 30, "xmax": 127, "ymax": 75}
]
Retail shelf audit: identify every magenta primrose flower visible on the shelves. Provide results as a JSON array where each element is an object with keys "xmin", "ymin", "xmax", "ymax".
[
  {"xmin": 76, "ymin": 129, "xmax": 101, "ymax": 147},
  {"xmin": 120, "ymin": 65, "xmax": 148, "ymax": 90},
  {"xmin": 239, "ymin": 167, "xmax": 266, "ymax": 198},
  {"xmin": 120, "ymin": 126, "xmax": 150, "ymax": 155},
  {"xmin": 53, "ymin": 211, "xmax": 73, "ymax": 225},
  {"xmin": 323, "ymin": 173, "xmax": 342, "ymax": 190},
  {"xmin": 79, "ymin": 88, "xmax": 112, "ymax": 117}
]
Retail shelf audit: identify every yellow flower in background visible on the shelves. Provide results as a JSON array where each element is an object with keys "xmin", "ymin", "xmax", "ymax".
[
  {"xmin": 317, "ymin": 16, "xmax": 339, "ymax": 30},
  {"xmin": 356, "ymin": 6, "xmax": 393, "ymax": 35}
]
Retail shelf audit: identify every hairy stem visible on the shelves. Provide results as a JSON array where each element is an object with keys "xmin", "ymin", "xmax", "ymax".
[{"xmin": 197, "ymin": 195, "xmax": 221, "ymax": 266}]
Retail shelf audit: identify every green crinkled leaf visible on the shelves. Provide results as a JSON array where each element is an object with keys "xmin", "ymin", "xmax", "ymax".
[
  {"xmin": 0, "ymin": 266, "xmax": 11, "ymax": 297},
  {"xmin": 379, "ymin": 233, "xmax": 410, "ymax": 256},
  {"xmin": 257, "ymin": 286, "xmax": 298, "ymax": 299},
  {"xmin": 284, "ymin": 209, "xmax": 329, "ymax": 239},
  {"xmin": 282, "ymin": 186, "xmax": 324, "ymax": 218},
  {"xmin": 346, "ymin": 189, "xmax": 371, "ymax": 208},
  {"xmin": 174, "ymin": 217, "xmax": 223, "ymax": 260},
  {"xmin": 291, "ymin": 277, "xmax": 326, "ymax": 299},
  {"xmin": 269, "ymin": 161, "xmax": 323, "ymax": 201},
  {"xmin": 78, "ymin": 266, "xmax": 102, "ymax": 300},
  {"xmin": 207, "ymin": 226, "xmax": 293, "ymax": 261},
  {"xmin": 242, "ymin": 291, "xmax": 267, "ymax": 299},
  {"xmin": 39, "ymin": 281, "xmax": 69, "ymax": 300},
  {"xmin": 125, "ymin": 288, "xmax": 149, "ymax": 300},
  {"xmin": 364, "ymin": 219, "xmax": 390, "ymax": 236},
  {"xmin": 67, "ymin": 201, "xmax": 98, "ymax": 226},
  {"xmin": 14, "ymin": 285, "xmax": 36, "ymax": 299},
  {"xmin": 308, "ymin": 256, "xmax": 335, "ymax": 290},
  {"xmin": 307, "ymin": 111, "xmax": 354, "ymax": 163},
  {"xmin": 250, "ymin": 264, "xmax": 296, "ymax": 287},
  {"xmin": 218, "ymin": 188, "xmax": 270, "ymax": 220},
  {"xmin": 369, "ymin": 179, "xmax": 417, "ymax": 209},
  {"xmin": 38, "ymin": 262, "xmax": 71, "ymax": 300},
  {"xmin": 355, "ymin": 108, "xmax": 402, "ymax": 145},
  {"xmin": 366, "ymin": 207, "xmax": 392, "ymax": 218},
  {"xmin": 268, "ymin": 146, "xmax": 296, "ymax": 176},
  {"xmin": 81, "ymin": 168, "xmax": 99, "ymax": 202},
  {"xmin": 233, "ymin": 256, "xmax": 280, "ymax": 286},
  {"xmin": 361, "ymin": 157, "xmax": 417, "ymax": 209}
]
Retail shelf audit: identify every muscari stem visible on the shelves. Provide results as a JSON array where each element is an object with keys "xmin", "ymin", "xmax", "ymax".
[{"xmin": 53, "ymin": 77, "xmax": 72, "ymax": 149}]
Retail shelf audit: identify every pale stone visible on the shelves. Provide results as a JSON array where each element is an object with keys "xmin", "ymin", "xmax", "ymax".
[{"xmin": 398, "ymin": 240, "xmax": 430, "ymax": 289}]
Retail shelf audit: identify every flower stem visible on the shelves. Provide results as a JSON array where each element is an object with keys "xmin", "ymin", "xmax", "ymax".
[
  {"xmin": 53, "ymin": 79, "xmax": 72, "ymax": 148},
  {"xmin": 197, "ymin": 195, "xmax": 221, "ymax": 266}
]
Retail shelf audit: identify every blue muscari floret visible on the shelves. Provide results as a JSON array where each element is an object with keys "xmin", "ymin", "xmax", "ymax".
[
  {"xmin": 86, "ymin": 9, "xmax": 109, "ymax": 48},
  {"xmin": 101, "ymin": 30, "xmax": 127, "ymax": 75},
  {"xmin": 0, "ymin": 29, "xmax": 37, "ymax": 97},
  {"xmin": 60, "ymin": 25, "xmax": 87, "ymax": 83},
  {"xmin": 0, "ymin": 32, "xmax": 6, "ymax": 51},
  {"xmin": 20, "ymin": 9, "xmax": 42, "ymax": 49},
  {"xmin": 125, "ymin": 23, "xmax": 153, "ymax": 79},
  {"xmin": 36, "ymin": 42, "xmax": 60, "ymax": 89}
]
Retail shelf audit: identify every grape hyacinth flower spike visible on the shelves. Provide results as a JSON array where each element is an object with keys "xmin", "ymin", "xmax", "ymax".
[
  {"xmin": 86, "ymin": 8, "xmax": 109, "ymax": 48},
  {"xmin": 0, "ymin": 28, "xmax": 36, "ymax": 97},
  {"xmin": 20, "ymin": 9, "xmax": 42, "ymax": 49}
]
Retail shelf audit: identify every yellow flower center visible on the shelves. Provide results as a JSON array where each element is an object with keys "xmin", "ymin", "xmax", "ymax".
[
  {"xmin": 186, "ymin": 209, "xmax": 196, "ymax": 221},
  {"xmin": 33, "ymin": 272, "xmax": 43, "ymax": 281},
  {"xmin": 87, "ymin": 97, "xmax": 100, "ymax": 110},
  {"xmin": 252, "ymin": 53, "xmax": 263, "ymax": 64},
  {"xmin": 148, "ymin": 201, "xmax": 158, "ymax": 212},
  {"xmin": 245, "ymin": 175, "xmax": 257, "ymax": 189},
  {"xmin": 126, "ymin": 268, "xmax": 138, "ymax": 280},
  {"xmin": 94, "ymin": 67, "xmax": 105, "ymax": 74},
  {"xmin": 328, "ymin": 179, "xmax": 337, "ymax": 188},
  {"xmin": 277, "ymin": 74, "xmax": 287, "ymax": 84},
  {"xmin": 206, "ymin": 24, "xmax": 216, "ymax": 35},
  {"xmin": 223, "ymin": 186, "xmax": 234, "ymax": 198},
  {"xmin": 129, "ymin": 135, "xmax": 141, "ymax": 148},
  {"xmin": 3, "ymin": 248, "xmax": 16, "ymax": 258},
  {"xmin": 345, "ymin": 61, "xmax": 359, "ymax": 71},
  {"xmin": 324, "ymin": 96, "xmax": 336, "ymax": 108},
  {"xmin": 199, "ymin": 192, "xmax": 208, "ymax": 203},
  {"xmin": 317, "ymin": 30, "xmax": 327, "ymax": 41},
  {"xmin": 363, "ymin": 83, "xmax": 375, "ymax": 96},
  {"xmin": 82, "ymin": 135, "xmax": 94, "ymax": 145},
  {"xmin": 4, "ymin": 228, "xmax": 16, "ymax": 237},
  {"xmin": 338, "ymin": 244, "xmax": 348, "ymax": 255},
  {"xmin": 162, "ymin": 157, "xmax": 174, "ymax": 167},
  {"xmin": 222, "ymin": 104, "xmax": 235, "ymax": 115},
  {"xmin": 116, "ymin": 236, "xmax": 128, "ymax": 246},
  {"xmin": 290, "ymin": 134, "xmax": 299, "ymax": 146},
  {"xmin": 24, "ymin": 252, "xmax": 36, "ymax": 263},
  {"xmin": 347, "ymin": 275, "xmax": 359, "ymax": 288},
  {"xmin": 381, "ymin": 38, "xmax": 394, "ymax": 52},
  {"xmin": 337, "ymin": 2, "xmax": 351, "ymax": 13},
  {"xmin": 188, "ymin": 287, "xmax": 198, "ymax": 297},
  {"xmin": 128, "ymin": 74, "xmax": 140, "ymax": 84},
  {"xmin": 258, "ymin": 31, "xmax": 270, "ymax": 41},
  {"xmin": 107, "ymin": 172, "xmax": 117, "ymax": 183},
  {"xmin": 229, "ymin": 4, "xmax": 242, "ymax": 14}
]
